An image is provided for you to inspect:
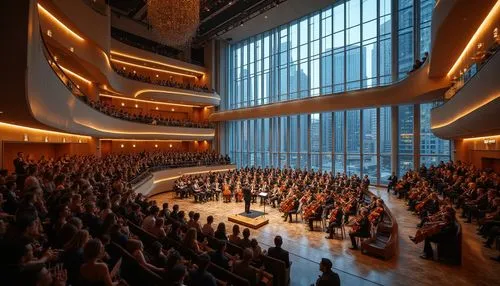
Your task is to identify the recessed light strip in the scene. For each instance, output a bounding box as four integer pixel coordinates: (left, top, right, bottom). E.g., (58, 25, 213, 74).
(431, 94, 500, 129)
(99, 139, 187, 142)
(98, 93, 202, 108)
(463, 134, 500, 141)
(447, 1, 500, 77)
(58, 64, 92, 84)
(110, 58, 198, 79)
(0, 121, 91, 139)
(37, 3, 85, 42)
(110, 50, 205, 76)
(153, 168, 235, 184)
(134, 89, 220, 100)
(75, 120, 215, 137)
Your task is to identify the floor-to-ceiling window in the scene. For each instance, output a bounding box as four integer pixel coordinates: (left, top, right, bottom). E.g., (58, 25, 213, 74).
(228, 0, 398, 109)
(225, 0, 450, 184)
(420, 103, 450, 167)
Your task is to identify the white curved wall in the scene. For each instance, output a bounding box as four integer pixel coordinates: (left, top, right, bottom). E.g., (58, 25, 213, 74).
(38, 0, 220, 106)
(27, 1, 214, 140)
(134, 164, 237, 197)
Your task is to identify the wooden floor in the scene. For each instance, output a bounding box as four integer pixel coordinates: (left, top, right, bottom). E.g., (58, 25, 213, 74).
(151, 188, 500, 286)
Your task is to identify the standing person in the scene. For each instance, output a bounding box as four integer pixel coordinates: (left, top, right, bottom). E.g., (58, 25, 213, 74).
(14, 152, 27, 191)
(387, 172, 398, 193)
(313, 258, 340, 286)
(243, 186, 252, 214)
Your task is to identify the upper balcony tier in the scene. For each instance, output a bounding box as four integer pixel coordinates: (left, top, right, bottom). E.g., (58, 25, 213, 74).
(2, 0, 215, 141)
(430, 47, 500, 140)
(37, 0, 220, 107)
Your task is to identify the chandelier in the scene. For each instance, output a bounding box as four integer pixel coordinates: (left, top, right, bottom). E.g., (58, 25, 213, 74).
(147, 0, 200, 48)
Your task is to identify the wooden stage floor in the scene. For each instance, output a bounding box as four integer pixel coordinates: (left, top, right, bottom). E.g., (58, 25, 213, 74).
(151, 187, 500, 286)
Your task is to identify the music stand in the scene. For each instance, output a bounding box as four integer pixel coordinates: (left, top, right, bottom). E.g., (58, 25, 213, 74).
(259, 192, 268, 214)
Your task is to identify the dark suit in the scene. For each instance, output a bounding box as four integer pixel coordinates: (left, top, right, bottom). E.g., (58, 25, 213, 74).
(243, 188, 252, 213)
(387, 175, 397, 192)
(267, 246, 290, 268)
(316, 270, 340, 286)
(349, 216, 371, 248)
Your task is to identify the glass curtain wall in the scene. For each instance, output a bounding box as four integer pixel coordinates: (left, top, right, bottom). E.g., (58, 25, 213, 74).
(227, 104, 450, 184)
(225, 0, 449, 184)
(228, 0, 395, 109)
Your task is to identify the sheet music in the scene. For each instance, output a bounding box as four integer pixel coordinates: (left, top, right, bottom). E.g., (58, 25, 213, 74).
(258, 192, 268, 197)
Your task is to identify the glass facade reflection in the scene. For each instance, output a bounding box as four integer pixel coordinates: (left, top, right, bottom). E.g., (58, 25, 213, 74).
(224, 0, 450, 184)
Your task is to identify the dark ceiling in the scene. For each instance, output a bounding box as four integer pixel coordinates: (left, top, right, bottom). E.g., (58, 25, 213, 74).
(108, 0, 287, 46)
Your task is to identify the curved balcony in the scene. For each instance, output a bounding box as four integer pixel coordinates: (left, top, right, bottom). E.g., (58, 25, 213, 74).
(210, 60, 448, 121)
(26, 4, 215, 141)
(431, 49, 500, 139)
(429, 0, 498, 78)
(37, 0, 220, 106)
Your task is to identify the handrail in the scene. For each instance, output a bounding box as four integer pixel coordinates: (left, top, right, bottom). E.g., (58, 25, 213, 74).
(39, 29, 215, 130)
(444, 46, 500, 100)
(129, 161, 232, 188)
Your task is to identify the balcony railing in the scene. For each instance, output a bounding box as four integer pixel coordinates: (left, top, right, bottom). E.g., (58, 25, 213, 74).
(40, 30, 215, 129)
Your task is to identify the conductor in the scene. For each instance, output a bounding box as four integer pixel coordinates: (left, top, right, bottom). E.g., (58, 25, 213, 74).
(243, 186, 252, 214)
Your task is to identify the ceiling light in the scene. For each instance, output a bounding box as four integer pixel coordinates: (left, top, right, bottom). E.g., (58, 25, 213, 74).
(169, 144, 173, 148)
(156, 74, 159, 77)
(155, 106, 159, 110)
(121, 144, 124, 148)
(121, 102, 125, 106)
(171, 108, 175, 111)
(132, 144, 136, 148)
(135, 104, 139, 108)
(155, 144, 158, 148)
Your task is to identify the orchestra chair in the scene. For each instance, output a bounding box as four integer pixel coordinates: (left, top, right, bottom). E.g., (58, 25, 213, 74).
(289, 204, 303, 223)
(331, 215, 346, 239)
(311, 217, 324, 231)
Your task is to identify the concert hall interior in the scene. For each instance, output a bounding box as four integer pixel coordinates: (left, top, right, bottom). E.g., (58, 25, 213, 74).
(1, 0, 500, 285)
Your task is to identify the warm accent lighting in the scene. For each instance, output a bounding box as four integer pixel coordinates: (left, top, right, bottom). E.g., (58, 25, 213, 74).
(99, 93, 202, 108)
(120, 144, 124, 148)
(431, 94, 500, 129)
(69, 47, 74, 52)
(153, 168, 236, 184)
(155, 106, 159, 110)
(44, 136, 49, 142)
(75, 121, 215, 137)
(147, 0, 199, 47)
(134, 89, 219, 100)
(447, 1, 500, 77)
(37, 3, 84, 41)
(110, 58, 199, 79)
(47, 29, 52, 37)
(463, 134, 500, 142)
(155, 144, 158, 148)
(171, 108, 175, 112)
(133, 144, 136, 148)
(109, 51, 204, 77)
(0, 121, 91, 139)
(169, 144, 173, 148)
(24, 134, 29, 142)
(58, 65, 92, 84)
(135, 104, 139, 108)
